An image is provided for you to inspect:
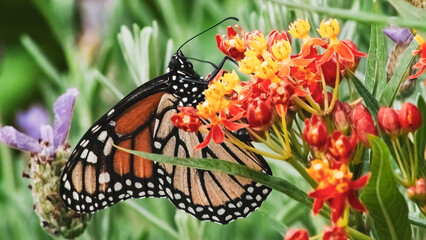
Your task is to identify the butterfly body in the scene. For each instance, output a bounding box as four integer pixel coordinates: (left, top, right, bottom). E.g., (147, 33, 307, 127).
(60, 51, 272, 224)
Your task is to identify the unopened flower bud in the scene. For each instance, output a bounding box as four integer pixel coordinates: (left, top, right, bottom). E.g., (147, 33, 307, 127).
(378, 107, 400, 136)
(284, 229, 309, 240)
(323, 225, 348, 240)
(171, 107, 202, 132)
(303, 115, 328, 149)
(247, 98, 274, 131)
(351, 104, 377, 147)
(398, 103, 423, 132)
(332, 101, 351, 132)
(407, 178, 426, 212)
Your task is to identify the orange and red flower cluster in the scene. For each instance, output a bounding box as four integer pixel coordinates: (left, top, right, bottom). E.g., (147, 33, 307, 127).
(172, 19, 367, 150)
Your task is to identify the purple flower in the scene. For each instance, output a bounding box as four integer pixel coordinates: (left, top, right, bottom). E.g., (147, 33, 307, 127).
(383, 27, 413, 45)
(16, 105, 50, 139)
(0, 88, 79, 156)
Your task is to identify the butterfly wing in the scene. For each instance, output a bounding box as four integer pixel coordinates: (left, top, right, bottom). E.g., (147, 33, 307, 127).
(60, 75, 169, 213)
(153, 93, 272, 224)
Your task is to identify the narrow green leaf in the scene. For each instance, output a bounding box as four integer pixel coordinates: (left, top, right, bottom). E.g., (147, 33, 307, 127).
(266, 0, 426, 31)
(375, 25, 387, 95)
(415, 95, 426, 177)
(20, 35, 62, 87)
(351, 75, 380, 118)
(114, 145, 329, 218)
(365, 24, 378, 94)
(379, 40, 418, 106)
(360, 137, 412, 240)
(388, 0, 426, 36)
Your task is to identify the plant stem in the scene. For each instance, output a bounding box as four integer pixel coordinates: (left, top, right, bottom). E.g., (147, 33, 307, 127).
(287, 157, 318, 188)
(391, 138, 409, 182)
(293, 96, 321, 115)
(320, 68, 329, 112)
(327, 54, 341, 113)
(347, 227, 374, 240)
(412, 132, 419, 184)
(404, 137, 415, 185)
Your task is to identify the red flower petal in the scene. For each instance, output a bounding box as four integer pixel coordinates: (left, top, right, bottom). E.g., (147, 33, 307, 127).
(221, 119, 248, 131)
(195, 130, 212, 149)
(335, 43, 354, 63)
(348, 191, 366, 212)
(212, 124, 224, 143)
(318, 47, 335, 65)
(350, 173, 370, 190)
(312, 198, 325, 215)
(331, 193, 347, 223)
(309, 186, 336, 199)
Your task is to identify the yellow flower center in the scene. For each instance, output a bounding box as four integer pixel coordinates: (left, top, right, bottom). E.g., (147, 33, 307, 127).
(288, 19, 311, 42)
(317, 19, 340, 43)
(271, 40, 292, 61)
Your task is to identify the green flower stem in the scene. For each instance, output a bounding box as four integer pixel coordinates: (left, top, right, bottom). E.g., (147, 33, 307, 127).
(390, 138, 409, 184)
(287, 157, 318, 189)
(404, 136, 415, 185)
(271, 123, 286, 152)
(395, 138, 412, 184)
(327, 55, 341, 114)
(280, 108, 292, 158)
(320, 68, 329, 112)
(124, 201, 179, 239)
(412, 132, 419, 184)
(304, 94, 322, 114)
(293, 96, 321, 115)
(347, 227, 374, 240)
(225, 131, 285, 160)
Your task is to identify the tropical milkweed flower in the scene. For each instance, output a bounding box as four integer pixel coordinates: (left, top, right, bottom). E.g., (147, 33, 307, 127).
(171, 107, 202, 132)
(316, 19, 367, 66)
(350, 104, 377, 147)
(307, 160, 370, 223)
(409, 34, 426, 83)
(303, 114, 328, 149)
(0, 89, 90, 238)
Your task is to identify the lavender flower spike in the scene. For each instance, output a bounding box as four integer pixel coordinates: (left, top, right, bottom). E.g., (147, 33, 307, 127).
(0, 126, 42, 153)
(53, 88, 79, 149)
(383, 26, 414, 45)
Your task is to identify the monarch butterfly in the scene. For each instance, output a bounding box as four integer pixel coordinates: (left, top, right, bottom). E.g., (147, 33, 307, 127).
(60, 18, 272, 224)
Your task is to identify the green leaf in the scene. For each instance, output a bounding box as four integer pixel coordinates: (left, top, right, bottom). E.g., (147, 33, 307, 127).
(114, 145, 329, 218)
(379, 40, 418, 106)
(351, 75, 380, 118)
(365, 24, 378, 94)
(415, 95, 426, 177)
(365, 4, 386, 96)
(388, 0, 426, 36)
(360, 137, 412, 240)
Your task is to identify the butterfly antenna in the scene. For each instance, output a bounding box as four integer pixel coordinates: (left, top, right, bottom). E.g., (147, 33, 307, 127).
(186, 57, 219, 69)
(176, 17, 239, 53)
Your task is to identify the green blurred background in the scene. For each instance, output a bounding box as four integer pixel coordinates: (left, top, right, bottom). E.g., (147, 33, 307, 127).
(0, 0, 408, 239)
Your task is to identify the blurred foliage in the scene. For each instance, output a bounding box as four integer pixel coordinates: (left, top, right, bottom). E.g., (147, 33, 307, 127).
(0, 0, 425, 239)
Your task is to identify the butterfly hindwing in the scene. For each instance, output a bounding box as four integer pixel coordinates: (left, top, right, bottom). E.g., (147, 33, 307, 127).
(153, 93, 272, 224)
(60, 76, 169, 212)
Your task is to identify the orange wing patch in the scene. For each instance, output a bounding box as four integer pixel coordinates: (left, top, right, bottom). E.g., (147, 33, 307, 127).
(133, 127, 153, 178)
(114, 139, 132, 176)
(72, 161, 83, 193)
(115, 92, 164, 135)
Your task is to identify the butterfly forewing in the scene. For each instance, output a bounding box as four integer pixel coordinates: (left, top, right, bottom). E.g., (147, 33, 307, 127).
(60, 76, 169, 212)
(153, 94, 272, 224)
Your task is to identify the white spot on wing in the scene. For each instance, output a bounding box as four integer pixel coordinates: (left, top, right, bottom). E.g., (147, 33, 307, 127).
(87, 151, 98, 163)
(99, 173, 110, 184)
(97, 131, 108, 143)
(104, 137, 113, 156)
